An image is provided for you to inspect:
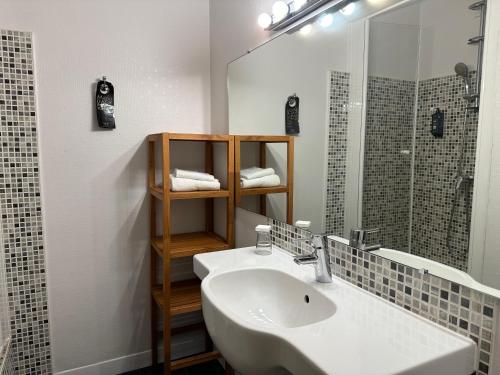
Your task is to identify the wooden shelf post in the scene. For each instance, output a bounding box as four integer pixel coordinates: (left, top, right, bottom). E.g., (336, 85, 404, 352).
(148, 133, 235, 375)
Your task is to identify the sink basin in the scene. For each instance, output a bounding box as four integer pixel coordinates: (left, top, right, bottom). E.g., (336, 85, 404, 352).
(207, 268, 336, 328)
(195, 247, 476, 375)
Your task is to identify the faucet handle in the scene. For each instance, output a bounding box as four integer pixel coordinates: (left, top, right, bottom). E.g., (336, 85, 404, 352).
(349, 229, 362, 247)
(349, 228, 380, 248)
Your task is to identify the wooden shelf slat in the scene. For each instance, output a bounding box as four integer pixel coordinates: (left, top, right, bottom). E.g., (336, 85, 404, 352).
(152, 279, 202, 316)
(149, 133, 231, 142)
(152, 232, 230, 259)
(240, 185, 289, 196)
(150, 186, 230, 200)
(170, 351, 221, 371)
(235, 135, 291, 143)
(170, 189, 230, 200)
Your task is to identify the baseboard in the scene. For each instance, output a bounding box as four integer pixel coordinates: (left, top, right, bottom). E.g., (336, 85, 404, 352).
(55, 350, 151, 375)
(55, 331, 206, 375)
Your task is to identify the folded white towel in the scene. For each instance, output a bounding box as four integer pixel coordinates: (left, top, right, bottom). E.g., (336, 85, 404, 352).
(170, 175, 220, 192)
(174, 168, 215, 182)
(240, 167, 276, 180)
(240, 174, 281, 188)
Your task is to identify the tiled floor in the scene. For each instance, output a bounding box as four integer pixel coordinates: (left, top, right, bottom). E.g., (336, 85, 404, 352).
(121, 360, 226, 375)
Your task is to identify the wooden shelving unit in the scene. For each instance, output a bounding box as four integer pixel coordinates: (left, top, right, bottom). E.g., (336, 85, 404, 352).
(148, 133, 235, 374)
(235, 135, 294, 224)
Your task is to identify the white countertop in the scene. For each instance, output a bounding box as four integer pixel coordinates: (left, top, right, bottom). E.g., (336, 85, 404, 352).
(194, 246, 476, 375)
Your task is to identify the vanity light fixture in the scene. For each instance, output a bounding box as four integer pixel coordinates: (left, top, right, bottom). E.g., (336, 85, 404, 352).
(291, 0, 308, 11)
(258, 0, 357, 31)
(340, 2, 356, 15)
(319, 13, 334, 27)
(258, 13, 273, 28)
(272, 1, 291, 22)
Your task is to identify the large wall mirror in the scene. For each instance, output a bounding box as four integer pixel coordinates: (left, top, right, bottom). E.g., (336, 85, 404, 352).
(228, 0, 498, 292)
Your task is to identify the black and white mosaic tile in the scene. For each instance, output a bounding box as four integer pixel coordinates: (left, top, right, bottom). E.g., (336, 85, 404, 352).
(363, 76, 415, 251)
(269, 219, 498, 375)
(0, 29, 52, 374)
(411, 73, 478, 271)
(325, 71, 349, 236)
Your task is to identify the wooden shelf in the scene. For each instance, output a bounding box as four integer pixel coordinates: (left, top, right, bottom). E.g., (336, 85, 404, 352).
(152, 279, 202, 316)
(149, 133, 231, 142)
(149, 186, 230, 201)
(152, 232, 230, 259)
(235, 135, 294, 224)
(234, 135, 291, 143)
(240, 185, 289, 196)
(171, 351, 221, 371)
(148, 132, 235, 374)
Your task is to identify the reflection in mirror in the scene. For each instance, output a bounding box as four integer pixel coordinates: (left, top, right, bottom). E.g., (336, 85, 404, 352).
(228, 0, 495, 291)
(363, 0, 482, 274)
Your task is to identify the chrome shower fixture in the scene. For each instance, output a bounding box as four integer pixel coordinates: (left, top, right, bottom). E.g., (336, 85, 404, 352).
(454, 62, 472, 97)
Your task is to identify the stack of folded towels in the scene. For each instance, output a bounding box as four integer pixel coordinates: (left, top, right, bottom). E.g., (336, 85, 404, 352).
(240, 167, 281, 188)
(170, 169, 220, 192)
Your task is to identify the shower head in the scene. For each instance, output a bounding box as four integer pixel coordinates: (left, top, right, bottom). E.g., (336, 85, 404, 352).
(454, 62, 471, 96)
(454, 62, 469, 77)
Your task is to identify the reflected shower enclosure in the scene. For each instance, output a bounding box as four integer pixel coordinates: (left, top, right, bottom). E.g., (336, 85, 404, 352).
(362, 0, 486, 271)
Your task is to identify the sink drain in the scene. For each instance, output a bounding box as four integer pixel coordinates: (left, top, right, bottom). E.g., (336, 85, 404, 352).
(304, 295, 310, 303)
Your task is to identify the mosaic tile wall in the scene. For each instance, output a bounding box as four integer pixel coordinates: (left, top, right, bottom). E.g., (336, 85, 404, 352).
(269, 219, 499, 375)
(324, 71, 349, 236)
(0, 30, 52, 373)
(362, 76, 415, 251)
(411, 73, 478, 271)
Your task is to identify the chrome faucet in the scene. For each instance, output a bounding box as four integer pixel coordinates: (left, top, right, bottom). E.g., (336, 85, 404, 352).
(349, 228, 381, 251)
(293, 234, 332, 283)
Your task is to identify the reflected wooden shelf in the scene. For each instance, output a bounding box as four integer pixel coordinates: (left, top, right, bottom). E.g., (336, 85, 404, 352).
(149, 133, 231, 142)
(240, 185, 289, 196)
(151, 232, 230, 259)
(235, 135, 294, 224)
(152, 279, 202, 316)
(149, 186, 230, 201)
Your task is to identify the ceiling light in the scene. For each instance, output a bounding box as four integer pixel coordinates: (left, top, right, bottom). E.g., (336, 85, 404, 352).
(291, 0, 308, 12)
(299, 24, 313, 35)
(340, 3, 356, 16)
(319, 13, 334, 28)
(257, 13, 273, 28)
(272, 1, 290, 22)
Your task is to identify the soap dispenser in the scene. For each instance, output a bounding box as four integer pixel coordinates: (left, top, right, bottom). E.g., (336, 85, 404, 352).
(255, 225, 272, 255)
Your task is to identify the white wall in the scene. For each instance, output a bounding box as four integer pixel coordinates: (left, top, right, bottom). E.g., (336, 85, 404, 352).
(418, 0, 479, 80)
(0, 0, 210, 373)
(368, 2, 420, 81)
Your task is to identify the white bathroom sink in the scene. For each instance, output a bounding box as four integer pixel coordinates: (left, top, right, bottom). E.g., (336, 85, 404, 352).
(206, 268, 336, 328)
(195, 247, 476, 375)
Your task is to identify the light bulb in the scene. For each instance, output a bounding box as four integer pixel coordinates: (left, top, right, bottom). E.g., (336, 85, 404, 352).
(257, 13, 272, 28)
(272, 1, 290, 22)
(340, 3, 356, 16)
(299, 24, 312, 35)
(319, 13, 333, 28)
(291, 0, 307, 12)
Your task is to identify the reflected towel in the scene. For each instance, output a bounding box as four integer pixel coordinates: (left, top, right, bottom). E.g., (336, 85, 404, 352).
(170, 175, 220, 191)
(240, 167, 275, 180)
(240, 174, 280, 188)
(174, 168, 215, 182)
